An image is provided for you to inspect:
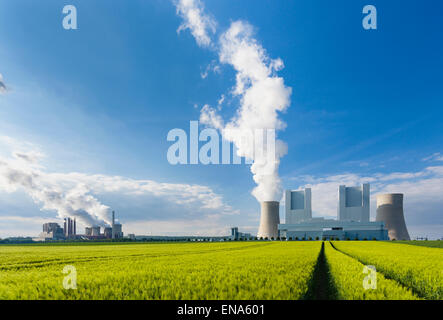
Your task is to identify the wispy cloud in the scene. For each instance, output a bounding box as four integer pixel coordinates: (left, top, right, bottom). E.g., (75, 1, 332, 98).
(422, 152, 443, 162)
(175, 0, 216, 47)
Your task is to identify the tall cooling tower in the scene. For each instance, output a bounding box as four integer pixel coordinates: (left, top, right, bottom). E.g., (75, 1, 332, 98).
(257, 201, 280, 239)
(376, 194, 410, 240)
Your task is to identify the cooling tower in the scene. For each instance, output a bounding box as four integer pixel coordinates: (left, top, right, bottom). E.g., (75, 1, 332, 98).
(257, 201, 280, 239)
(376, 194, 410, 240)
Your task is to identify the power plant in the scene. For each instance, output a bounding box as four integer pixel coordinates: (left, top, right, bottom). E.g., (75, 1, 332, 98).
(85, 211, 124, 239)
(278, 184, 390, 240)
(376, 194, 410, 240)
(257, 201, 280, 239)
(35, 211, 124, 241)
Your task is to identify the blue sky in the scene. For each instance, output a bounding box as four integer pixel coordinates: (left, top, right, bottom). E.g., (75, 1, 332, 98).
(0, 0, 442, 238)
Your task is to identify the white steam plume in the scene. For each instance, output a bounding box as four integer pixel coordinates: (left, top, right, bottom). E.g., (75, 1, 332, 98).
(174, 2, 292, 202)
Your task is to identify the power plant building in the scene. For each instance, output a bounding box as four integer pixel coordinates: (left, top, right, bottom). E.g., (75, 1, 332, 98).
(338, 184, 370, 222)
(231, 227, 252, 240)
(278, 184, 389, 240)
(285, 188, 312, 224)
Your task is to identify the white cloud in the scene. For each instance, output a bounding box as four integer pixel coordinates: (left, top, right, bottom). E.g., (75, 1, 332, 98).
(422, 152, 443, 162)
(175, 0, 216, 47)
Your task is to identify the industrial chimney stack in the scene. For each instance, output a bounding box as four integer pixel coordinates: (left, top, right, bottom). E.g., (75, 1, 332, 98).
(112, 210, 115, 239)
(376, 194, 410, 240)
(257, 201, 280, 239)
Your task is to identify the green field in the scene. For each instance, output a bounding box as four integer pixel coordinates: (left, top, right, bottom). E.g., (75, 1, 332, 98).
(0, 241, 441, 300)
(396, 240, 443, 248)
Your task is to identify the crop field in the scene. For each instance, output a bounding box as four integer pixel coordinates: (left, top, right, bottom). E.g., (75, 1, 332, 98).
(396, 240, 443, 249)
(0, 241, 441, 300)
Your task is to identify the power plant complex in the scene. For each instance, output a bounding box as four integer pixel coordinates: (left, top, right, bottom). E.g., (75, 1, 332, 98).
(35, 211, 124, 241)
(257, 183, 411, 240)
(33, 185, 411, 242)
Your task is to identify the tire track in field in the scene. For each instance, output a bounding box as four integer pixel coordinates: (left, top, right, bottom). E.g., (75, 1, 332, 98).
(303, 242, 338, 300)
(328, 241, 425, 299)
(0, 242, 274, 271)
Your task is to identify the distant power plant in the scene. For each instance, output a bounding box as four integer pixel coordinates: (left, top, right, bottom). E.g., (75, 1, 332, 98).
(376, 194, 411, 240)
(85, 211, 124, 239)
(35, 211, 124, 241)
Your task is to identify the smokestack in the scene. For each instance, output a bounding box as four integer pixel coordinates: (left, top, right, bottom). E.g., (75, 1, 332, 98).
(376, 194, 410, 240)
(112, 210, 115, 239)
(73, 218, 76, 235)
(257, 201, 280, 239)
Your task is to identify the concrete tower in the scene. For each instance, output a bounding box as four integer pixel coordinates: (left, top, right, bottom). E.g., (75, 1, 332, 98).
(285, 188, 312, 224)
(257, 201, 280, 239)
(376, 194, 410, 240)
(338, 184, 370, 222)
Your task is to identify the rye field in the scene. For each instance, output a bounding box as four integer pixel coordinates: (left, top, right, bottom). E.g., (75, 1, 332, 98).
(0, 241, 441, 300)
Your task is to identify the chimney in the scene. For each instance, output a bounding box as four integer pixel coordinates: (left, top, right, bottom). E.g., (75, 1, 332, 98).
(112, 211, 115, 239)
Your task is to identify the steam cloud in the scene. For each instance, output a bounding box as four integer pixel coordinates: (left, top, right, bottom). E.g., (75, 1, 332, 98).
(175, 1, 292, 202)
(0, 151, 111, 227)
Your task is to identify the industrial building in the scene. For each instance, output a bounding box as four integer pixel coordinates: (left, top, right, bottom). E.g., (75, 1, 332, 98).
(35, 222, 65, 241)
(84, 211, 124, 239)
(277, 184, 390, 240)
(338, 184, 370, 222)
(34, 218, 77, 241)
(231, 227, 253, 240)
(285, 188, 312, 224)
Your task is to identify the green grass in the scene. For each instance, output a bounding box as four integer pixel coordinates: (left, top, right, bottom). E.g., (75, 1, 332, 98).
(0, 242, 320, 300)
(0, 241, 440, 300)
(325, 242, 418, 300)
(395, 240, 443, 248)
(332, 241, 443, 300)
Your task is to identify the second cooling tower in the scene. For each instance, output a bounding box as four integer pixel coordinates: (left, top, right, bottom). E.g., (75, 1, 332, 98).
(257, 201, 280, 239)
(376, 194, 410, 240)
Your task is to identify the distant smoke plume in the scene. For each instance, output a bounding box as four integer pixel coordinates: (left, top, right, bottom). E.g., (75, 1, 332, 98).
(0, 151, 111, 227)
(0, 137, 236, 226)
(175, 3, 292, 202)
